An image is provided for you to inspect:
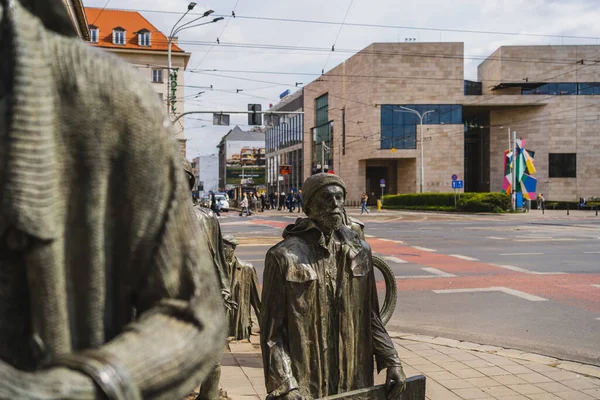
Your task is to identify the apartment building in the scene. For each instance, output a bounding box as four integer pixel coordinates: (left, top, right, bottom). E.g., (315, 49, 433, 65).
(84, 8, 191, 157)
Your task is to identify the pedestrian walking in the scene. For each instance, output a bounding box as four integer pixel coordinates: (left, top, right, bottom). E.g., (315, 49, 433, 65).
(536, 193, 544, 210)
(269, 192, 276, 210)
(279, 192, 286, 211)
(361, 192, 370, 214)
(239, 194, 251, 217)
(287, 191, 296, 212)
(260, 193, 266, 212)
(210, 192, 221, 217)
(296, 189, 303, 213)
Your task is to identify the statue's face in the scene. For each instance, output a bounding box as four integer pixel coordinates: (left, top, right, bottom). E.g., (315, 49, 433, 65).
(223, 243, 235, 263)
(307, 185, 345, 231)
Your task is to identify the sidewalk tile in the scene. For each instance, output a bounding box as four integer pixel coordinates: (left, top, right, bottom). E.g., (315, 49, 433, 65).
(501, 365, 535, 374)
(494, 395, 529, 400)
(419, 349, 445, 357)
(476, 366, 512, 376)
(535, 381, 572, 394)
(539, 369, 580, 381)
(581, 388, 600, 398)
(425, 380, 463, 400)
(491, 375, 528, 385)
(463, 359, 494, 368)
(506, 383, 547, 395)
(465, 377, 503, 388)
(555, 390, 595, 400)
(441, 361, 471, 371)
(404, 356, 431, 366)
(403, 343, 432, 351)
(427, 354, 456, 364)
(436, 378, 474, 390)
(451, 387, 490, 399)
(480, 385, 519, 397)
(526, 363, 561, 373)
(426, 370, 459, 381)
(451, 352, 482, 362)
(562, 377, 600, 391)
(414, 362, 446, 373)
(453, 368, 486, 379)
(526, 394, 562, 400)
(517, 372, 554, 384)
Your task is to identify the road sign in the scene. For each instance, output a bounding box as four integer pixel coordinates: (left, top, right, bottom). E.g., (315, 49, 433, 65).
(380, 179, 385, 185)
(452, 180, 464, 189)
(451, 174, 458, 181)
(248, 104, 262, 125)
(279, 165, 292, 175)
(213, 113, 230, 126)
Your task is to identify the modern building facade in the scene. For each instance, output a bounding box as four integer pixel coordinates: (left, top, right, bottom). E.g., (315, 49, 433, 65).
(300, 42, 600, 203)
(192, 155, 219, 196)
(265, 90, 304, 196)
(84, 8, 191, 157)
(217, 127, 266, 195)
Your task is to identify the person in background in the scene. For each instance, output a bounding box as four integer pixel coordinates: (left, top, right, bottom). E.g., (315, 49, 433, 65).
(260, 193, 266, 212)
(287, 191, 296, 212)
(361, 192, 370, 214)
(240, 194, 251, 217)
(279, 192, 286, 211)
(296, 189, 303, 213)
(211, 191, 221, 217)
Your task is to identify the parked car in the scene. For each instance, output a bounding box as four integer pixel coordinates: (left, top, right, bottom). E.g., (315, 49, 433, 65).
(215, 194, 229, 212)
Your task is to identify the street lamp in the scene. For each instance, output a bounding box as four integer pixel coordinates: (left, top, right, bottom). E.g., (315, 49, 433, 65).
(167, 5, 223, 114)
(393, 106, 436, 193)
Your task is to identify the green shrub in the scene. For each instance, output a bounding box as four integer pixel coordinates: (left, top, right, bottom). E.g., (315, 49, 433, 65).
(382, 192, 511, 212)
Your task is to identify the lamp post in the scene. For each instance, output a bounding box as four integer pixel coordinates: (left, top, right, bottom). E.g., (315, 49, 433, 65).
(167, 4, 223, 115)
(393, 106, 436, 193)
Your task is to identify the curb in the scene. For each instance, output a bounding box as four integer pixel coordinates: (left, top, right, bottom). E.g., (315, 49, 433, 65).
(388, 331, 600, 380)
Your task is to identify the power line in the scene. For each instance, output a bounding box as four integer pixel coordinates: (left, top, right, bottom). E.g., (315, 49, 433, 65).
(90, 0, 112, 25)
(322, 0, 354, 73)
(188, 0, 242, 72)
(106, 7, 600, 41)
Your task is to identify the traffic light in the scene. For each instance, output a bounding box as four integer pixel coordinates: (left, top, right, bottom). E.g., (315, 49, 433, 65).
(248, 104, 262, 125)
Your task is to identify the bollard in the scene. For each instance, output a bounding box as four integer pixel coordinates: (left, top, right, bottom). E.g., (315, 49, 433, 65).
(542, 206, 544, 215)
(567, 204, 569, 216)
(596, 207, 598, 216)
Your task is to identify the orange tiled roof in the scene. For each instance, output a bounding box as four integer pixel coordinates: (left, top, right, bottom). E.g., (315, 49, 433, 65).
(84, 8, 184, 52)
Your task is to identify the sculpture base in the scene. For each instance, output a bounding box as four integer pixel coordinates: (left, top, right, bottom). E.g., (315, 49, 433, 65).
(316, 375, 426, 400)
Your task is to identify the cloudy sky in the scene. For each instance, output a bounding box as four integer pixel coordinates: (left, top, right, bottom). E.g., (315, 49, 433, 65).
(84, 0, 600, 158)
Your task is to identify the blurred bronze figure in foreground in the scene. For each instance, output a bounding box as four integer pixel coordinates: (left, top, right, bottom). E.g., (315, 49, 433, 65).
(260, 173, 406, 399)
(0, 1, 225, 398)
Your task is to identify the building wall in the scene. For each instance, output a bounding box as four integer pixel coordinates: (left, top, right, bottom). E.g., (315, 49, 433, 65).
(197, 155, 219, 194)
(481, 46, 600, 201)
(303, 42, 465, 203)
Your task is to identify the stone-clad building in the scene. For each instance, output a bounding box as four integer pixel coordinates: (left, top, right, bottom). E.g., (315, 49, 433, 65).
(295, 42, 600, 202)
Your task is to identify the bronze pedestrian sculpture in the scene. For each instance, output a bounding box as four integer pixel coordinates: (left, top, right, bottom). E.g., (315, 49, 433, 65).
(260, 173, 406, 399)
(0, 1, 226, 398)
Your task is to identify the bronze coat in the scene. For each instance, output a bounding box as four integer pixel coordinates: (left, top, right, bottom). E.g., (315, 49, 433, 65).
(260, 219, 400, 399)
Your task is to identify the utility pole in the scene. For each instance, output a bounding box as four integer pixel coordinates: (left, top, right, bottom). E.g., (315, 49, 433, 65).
(321, 142, 331, 173)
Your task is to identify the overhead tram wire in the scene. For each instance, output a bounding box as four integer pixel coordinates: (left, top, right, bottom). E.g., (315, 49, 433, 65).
(137, 38, 597, 66)
(106, 7, 600, 42)
(90, 0, 112, 25)
(322, 0, 354, 74)
(188, 0, 242, 72)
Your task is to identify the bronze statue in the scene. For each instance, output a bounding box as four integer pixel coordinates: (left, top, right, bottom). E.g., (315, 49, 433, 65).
(222, 234, 261, 340)
(260, 173, 406, 399)
(0, 1, 225, 398)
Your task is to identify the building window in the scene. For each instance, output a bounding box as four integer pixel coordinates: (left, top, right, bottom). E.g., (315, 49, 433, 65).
(314, 94, 329, 167)
(152, 69, 163, 83)
(113, 28, 126, 45)
(380, 104, 462, 150)
(138, 30, 151, 46)
(549, 153, 576, 178)
(89, 26, 99, 43)
(522, 82, 600, 95)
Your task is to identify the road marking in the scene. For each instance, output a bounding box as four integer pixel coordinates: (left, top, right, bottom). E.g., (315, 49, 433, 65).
(449, 254, 479, 262)
(365, 234, 376, 238)
(584, 251, 600, 254)
(379, 238, 404, 244)
(412, 246, 437, 252)
(384, 256, 408, 264)
(495, 265, 565, 275)
(592, 285, 600, 288)
(433, 287, 548, 302)
(499, 252, 543, 256)
(515, 235, 553, 239)
(395, 275, 437, 279)
(487, 236, 506, 240)
(421, 268, 457, 278)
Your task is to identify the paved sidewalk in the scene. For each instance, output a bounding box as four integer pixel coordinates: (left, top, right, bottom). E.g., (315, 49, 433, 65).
(219, 333, 600, 400)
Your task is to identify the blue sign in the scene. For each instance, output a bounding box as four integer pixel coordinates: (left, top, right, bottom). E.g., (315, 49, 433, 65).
(451, 174, 458, 181)
(279, 89, 291, 99)
(380, 179, 385, 185)
(452, 180, 464, 189)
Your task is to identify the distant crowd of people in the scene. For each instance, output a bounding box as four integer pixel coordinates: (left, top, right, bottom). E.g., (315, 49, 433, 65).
(239, 191, 304, 216)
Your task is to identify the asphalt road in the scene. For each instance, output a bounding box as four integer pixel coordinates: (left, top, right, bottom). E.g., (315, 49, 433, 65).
(218, 208, 600, 366)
